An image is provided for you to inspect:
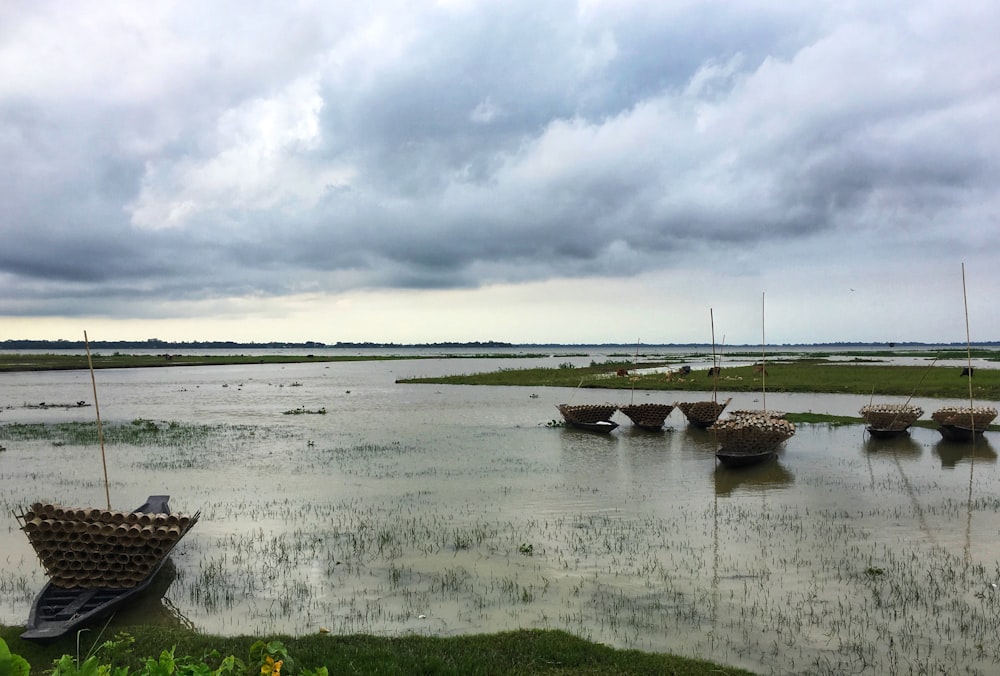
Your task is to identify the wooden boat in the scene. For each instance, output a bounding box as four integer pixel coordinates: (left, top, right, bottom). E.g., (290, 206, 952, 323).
(931, 406, 996, 442)
(936, 424, 985, 443)
(565, 419, 619, 433)
(866, 426, 912, 439)
(715, 449, 775, 468)
(18, 495, 199, 641)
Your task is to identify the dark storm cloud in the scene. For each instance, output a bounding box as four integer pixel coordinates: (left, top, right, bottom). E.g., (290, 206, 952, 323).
(1, 0, 998, 319)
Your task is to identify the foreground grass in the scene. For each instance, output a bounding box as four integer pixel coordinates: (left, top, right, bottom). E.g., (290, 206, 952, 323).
(0, 626, 755, 676)
(399, 360, 1000, 401)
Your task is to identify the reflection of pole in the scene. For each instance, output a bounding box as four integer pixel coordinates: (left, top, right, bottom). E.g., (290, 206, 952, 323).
(712, 490, 719, 628)
(84, 331, 111, 510)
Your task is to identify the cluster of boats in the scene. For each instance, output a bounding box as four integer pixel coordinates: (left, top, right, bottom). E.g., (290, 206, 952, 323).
(861, 402, 998, 441)
(557, 397, 796, 468)
(558, 396, 998, 469)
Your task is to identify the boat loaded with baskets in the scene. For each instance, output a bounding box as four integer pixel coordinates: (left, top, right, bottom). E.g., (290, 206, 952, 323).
(711, 410, 796, 467)
(931, 406, 998, 442)
(618, 403, 675, 431)
(676, 398, 731, 428)
(15, 495, 199, 640)
(556, 403, 619, 432)
(860, 403, 924, 438)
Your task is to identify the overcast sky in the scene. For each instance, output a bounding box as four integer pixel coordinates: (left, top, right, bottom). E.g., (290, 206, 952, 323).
(1, 1, 998, 345)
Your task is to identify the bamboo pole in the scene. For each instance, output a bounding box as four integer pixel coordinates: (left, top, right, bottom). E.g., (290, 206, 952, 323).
(761, 292, 766, 414)
(84, 331, 112, 510)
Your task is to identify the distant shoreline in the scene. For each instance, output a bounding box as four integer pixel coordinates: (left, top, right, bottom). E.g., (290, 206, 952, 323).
(2, 339, 999, 350)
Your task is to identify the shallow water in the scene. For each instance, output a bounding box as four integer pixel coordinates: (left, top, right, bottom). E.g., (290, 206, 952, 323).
(2, 357, 1000, 675)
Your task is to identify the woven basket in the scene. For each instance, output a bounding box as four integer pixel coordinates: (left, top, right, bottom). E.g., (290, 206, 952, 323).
(860, 404, 923, 431)
(711, 413, 796, 453)
(618, 403, 674, 427)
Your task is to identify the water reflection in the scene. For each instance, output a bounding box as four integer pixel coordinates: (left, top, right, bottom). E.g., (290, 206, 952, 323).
(713, 460, 794, 496)
(863, 434, 923, 458)
(105, 558, 193, 631)
(934, 438, 998, 468)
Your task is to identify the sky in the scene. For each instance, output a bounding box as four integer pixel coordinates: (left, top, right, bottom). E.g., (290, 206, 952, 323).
(1, 1, 998, 346)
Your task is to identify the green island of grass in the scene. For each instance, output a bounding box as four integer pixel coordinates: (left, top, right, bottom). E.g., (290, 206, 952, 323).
(397, 358, 1000, 401)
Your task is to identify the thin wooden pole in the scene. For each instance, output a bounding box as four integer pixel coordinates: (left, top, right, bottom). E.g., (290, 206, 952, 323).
(84, 331, 111, 510)
(962, 263, 974, 425)
(710, 309, 718, 403)
(761, 292, 766, 413)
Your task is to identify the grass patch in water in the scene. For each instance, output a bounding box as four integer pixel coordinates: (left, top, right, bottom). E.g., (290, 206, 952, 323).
(400, 360, 1000, 400)
(0, 419, 255, 446)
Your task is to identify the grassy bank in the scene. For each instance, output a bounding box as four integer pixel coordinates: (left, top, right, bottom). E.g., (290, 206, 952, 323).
(398, 359, 1000, 401)
(0, 626, 755, 676)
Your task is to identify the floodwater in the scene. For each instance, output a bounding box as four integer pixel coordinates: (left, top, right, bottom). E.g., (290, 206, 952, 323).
(2, 354, 1000, 675)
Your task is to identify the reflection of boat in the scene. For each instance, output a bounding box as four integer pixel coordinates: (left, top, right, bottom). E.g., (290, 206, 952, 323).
(860, 403, 923, 438)
(18, 495, 199, 641)
(935, 439, 998, 468)
(618, 403, 674, 431)
(863, 434, 922, 458)
(557, 404, 618, 433)
(713, 460, 793, 496)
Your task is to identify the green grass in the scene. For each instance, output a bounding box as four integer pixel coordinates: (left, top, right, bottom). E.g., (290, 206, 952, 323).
(0, 419, 246, 446)
(399, 361, 1000, 401)
(0, 626, 756, 676)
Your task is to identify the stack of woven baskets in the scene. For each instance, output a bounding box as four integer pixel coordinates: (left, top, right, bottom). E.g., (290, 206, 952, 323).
(16, 503, 199, 589)
(618, 403, 674, 428)
(557, 404, 617, 425)
(710, 411, 796, 454)
(931, 406, 997, 430)
(676, 398, 730, 427)
(859, 403, 923, 431)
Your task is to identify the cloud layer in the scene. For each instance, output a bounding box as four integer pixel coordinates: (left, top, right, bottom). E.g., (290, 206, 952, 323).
(2, 1, 998, 342)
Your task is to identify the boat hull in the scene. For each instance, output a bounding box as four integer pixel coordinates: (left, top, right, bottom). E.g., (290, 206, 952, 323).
(937, 424, 986, 442)
(566, 420, 619, 433)
(716, 450, 776, 468)
(866, 426, 912, 439)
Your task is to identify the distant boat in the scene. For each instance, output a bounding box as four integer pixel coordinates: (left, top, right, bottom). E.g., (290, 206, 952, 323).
(17, 495, 199, 641)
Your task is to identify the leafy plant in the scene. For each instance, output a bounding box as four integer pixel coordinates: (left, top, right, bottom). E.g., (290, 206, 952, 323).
(0, 638, 30, 676)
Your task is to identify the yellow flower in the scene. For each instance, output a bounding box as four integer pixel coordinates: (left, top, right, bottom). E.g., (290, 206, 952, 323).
(261, 656, 283, 676)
